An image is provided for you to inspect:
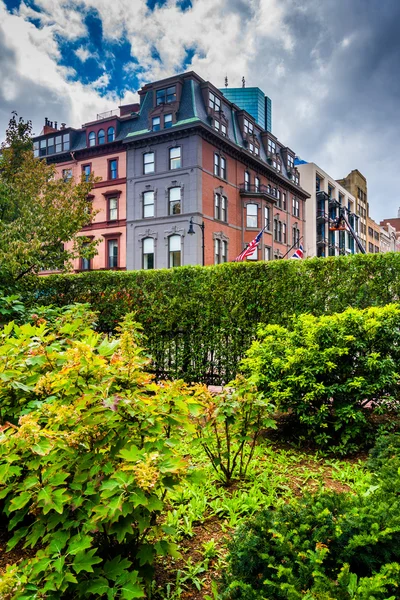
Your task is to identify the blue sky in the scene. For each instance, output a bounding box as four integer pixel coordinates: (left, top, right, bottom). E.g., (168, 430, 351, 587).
(0, 0, 400, 221)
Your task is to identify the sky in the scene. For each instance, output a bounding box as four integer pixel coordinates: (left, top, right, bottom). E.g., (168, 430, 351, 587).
(1, 0, 399, 222)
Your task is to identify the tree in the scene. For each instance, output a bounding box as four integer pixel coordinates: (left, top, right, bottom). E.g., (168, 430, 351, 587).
(0, 113, 97, 285)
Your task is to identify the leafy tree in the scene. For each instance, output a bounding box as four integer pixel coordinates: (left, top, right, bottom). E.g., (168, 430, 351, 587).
(0, 113, 97, 284)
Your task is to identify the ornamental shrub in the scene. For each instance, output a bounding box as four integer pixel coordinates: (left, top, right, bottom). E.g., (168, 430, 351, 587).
(240, 304, 400, 453)
(0, 311, 201, 598)
(222, 486, 400, 600)
(14, 252, 400, 385)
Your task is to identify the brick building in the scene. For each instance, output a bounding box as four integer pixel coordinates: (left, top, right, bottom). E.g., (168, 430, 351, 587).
(32, 105, 139, 271)
(124, 71, 309, 269)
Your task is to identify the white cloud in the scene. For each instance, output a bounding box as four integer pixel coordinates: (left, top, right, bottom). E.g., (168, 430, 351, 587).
(75, 46, 91, 62)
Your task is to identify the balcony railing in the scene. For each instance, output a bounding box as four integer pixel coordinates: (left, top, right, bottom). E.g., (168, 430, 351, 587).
(239, 183, 278, 199)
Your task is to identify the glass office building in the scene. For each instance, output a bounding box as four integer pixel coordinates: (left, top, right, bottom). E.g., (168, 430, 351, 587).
(220, 87, 272, 132)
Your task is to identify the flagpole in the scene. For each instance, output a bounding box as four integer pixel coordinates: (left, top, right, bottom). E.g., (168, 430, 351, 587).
(281, 235, 304, 260)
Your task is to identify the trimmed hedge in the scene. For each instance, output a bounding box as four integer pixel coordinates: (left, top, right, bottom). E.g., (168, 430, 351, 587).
(17, 253, 400, 384)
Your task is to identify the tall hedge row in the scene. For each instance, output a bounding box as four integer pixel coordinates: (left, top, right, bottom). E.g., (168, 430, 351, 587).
(18, 253, 400, 383)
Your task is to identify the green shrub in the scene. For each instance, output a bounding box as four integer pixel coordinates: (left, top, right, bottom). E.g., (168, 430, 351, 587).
(240, 304, 400, 453)
(14, 252, 400, 385)
(222, 486, 400, 599)
(367, 432, 400, 491)
(192, 377, 276, 485)
(0, 312, 201, 598)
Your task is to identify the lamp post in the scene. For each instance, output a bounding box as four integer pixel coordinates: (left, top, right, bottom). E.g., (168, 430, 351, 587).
(187, 217, 205, 266)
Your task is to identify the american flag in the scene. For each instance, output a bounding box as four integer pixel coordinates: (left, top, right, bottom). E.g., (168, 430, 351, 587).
(291, 243, 304, 259)
(235, 228, 265, 261)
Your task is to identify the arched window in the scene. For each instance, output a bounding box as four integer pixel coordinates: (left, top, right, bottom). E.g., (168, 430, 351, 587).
(107, 126, 115, 142)
(98, 129, 105, 144)
(143, 237, 155, 270)
(88, 131, 96, 147)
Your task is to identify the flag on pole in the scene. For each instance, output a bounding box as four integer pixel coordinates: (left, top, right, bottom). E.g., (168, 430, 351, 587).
(235, 228, 265, 261)
(291, 244, 304, 259)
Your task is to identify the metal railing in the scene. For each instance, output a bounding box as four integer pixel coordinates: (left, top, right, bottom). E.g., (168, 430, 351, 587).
(239, 183, 278, 197)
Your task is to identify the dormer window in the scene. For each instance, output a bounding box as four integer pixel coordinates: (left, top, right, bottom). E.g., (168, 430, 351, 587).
(209, 91, 221, 112)
(267, 139, 276, 154)
(88, 132, 96, 147)
(249, 141, 254, 153)
(288, 155, 294, 170)
(98, 129, 105, 144)
(156, 86, 176, 105)
(221, 123, 227, 136)
(107, 126, 115, 142)
(244, 118, 254, 135)
(214, 119, 220, 132)
(152, 116, 161, 131)
(164, 114, 172, 128)
(254, 145, 259, 156)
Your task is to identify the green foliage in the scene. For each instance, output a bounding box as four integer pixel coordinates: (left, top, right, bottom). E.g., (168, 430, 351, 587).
(240, 304, 400, 453)
(14, 252, 400, 385)
(222, 484, 400, 599)
(0, 113, 98, 283)
(192, 378, 276, 485)
(0, 311, 201, 598)
(367, 432, 400, 491)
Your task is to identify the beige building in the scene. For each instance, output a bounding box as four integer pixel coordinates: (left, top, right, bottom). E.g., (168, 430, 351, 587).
(367, 216, 381, 254)
(296, 162, 359, 257)
(337, 170, 367, 251)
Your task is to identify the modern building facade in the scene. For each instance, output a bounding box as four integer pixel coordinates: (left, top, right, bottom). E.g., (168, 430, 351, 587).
(33, 106, 139, 271)
(221, 86, 272, 132)
(124, 71, 308, 270)
(296, 162, 359, 257)
(337, 170, 368, 250)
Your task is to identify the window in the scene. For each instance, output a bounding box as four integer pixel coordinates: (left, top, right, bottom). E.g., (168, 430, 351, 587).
(143, 237, 154, 270)
(98, 129, 105, 144)
(62, 168, 72, 182)
(246, 203, 257, 228)
(109, 159, 118, 180)
(47, 137, 55, 155)
(81, 242, 91, 271)
(282, 193, 287, 211)
(274, 219, 282, 243)
(277, 161, 281, 173)
(82, 164, 91, 182)
(244, 171, 250, 191)
(214, 194, 227, 222)
(144, 152, 155, 174)
(264, 246, 271, 261)
(276, 189, 281, 209)
(243, 118, 253, 135)
(169, 187, 181, 215)
(33, 141, 39, 157)
(63, 133, 70, 151)
(39, 139, 46, 157)
(338, 192, 343, 205)
(214, 153, 220, 176)
(214, 239, 228, 264)
(169, 147, 181, 169)
(164, 114, 172, 128)
(88, 131, 96, 146)
(288, 155, 294, 170)
(107, 126, 115, 142)
(169, 235, 181, 267)
(255, 177, 260, 192)
(214, 119, 220, 131)
(267, 139, 276, 154)
(249, 142, 254, 153)
(264, 206, 270, 230)
(209, 91, 221, 111)
(292, 227, 300, 248)
(220, 156, 226, 179)
(282, 223, 287, 244)
(247, 245, 257, 260)
(254, 146, 259, 156)
(292, 197, 300, 218)
(108, 239, 118, 268)
(156, 85, 176, 105)
(143, 191, 155, 218)
(221, 123, 227, 136)
(316, 176, 321, 192)
(152, 116, 161, 131)
(108, 197, 118, 221)
(328, 184, 333, 199)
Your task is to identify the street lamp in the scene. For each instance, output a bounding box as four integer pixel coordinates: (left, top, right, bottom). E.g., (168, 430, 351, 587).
(187, 217, 205, 266)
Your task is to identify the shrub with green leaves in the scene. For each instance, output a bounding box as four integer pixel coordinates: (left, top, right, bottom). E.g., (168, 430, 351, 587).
(192, 377, 276, 485)
(240, 304, 400, 453)
(222, 485, 400, 600)
(0, 312, 201, 598)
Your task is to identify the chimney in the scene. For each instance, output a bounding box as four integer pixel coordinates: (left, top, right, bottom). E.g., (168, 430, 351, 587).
(119, 103, 140, 117)
(42, 117, 59, 135)
(54, 121, 58, 129)
(60, 123, 66, 130)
